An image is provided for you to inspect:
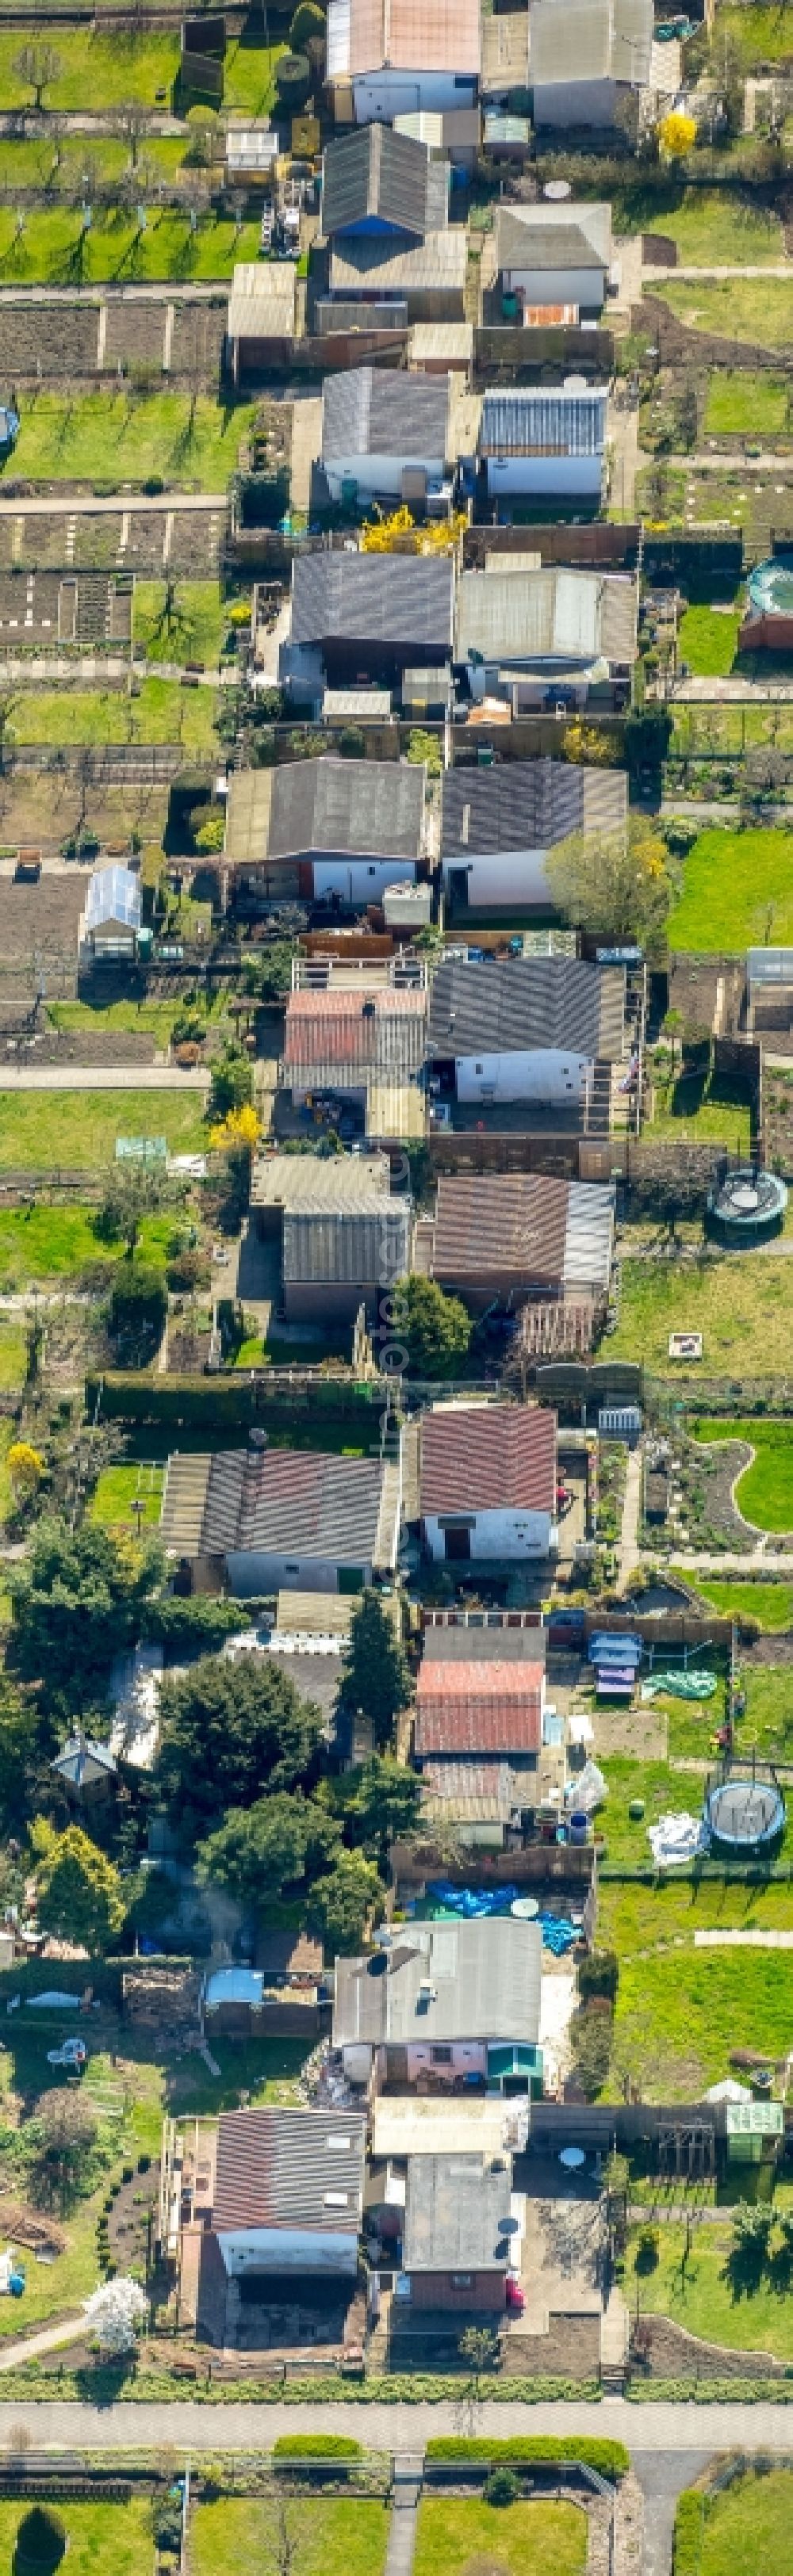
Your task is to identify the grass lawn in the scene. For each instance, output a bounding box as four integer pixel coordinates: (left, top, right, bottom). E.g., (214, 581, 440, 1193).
(190, 2498, 390, 2576)
(597, 1870, 793, 1963)
(2, 391, 255, 490)
(716, 5, 793, 64)
(676, 604, 741, 678)
(0, 29, 180, 109)
(671, 1574, 793, 1631)
(167, 2032, 312, 2116)
(9, 682, 220, 760)
(48, 999, 179, 1045)
(0, 208, 263, 285)
(608, 1944, 793, 2100)
(133, 579, 229, 670)
(0, 1320, 25, 1389)
(607, 1255, 793, 1378)
(90, 1462, 164, 1531)
(0, 1090, 206, 1170)
(704, 371, 790, 439)
(693, 1418, 793, 1531)
(668, 828, 793, 952)
(671, 703, 793, 756)
(0, 1202, 171, 1284)
(413, 2501, 586, 2576)
(642, 188, 783, 265)
(0, 2498, 153, 2573)
(739, 1662, 793, 1760)
(646, 1062, 751, 1154)
(655, 276, 793, 354)
(625, 2227, 793, 2363)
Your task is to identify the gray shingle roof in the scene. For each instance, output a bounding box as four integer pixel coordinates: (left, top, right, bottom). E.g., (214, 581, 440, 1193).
(268, 754, 425, 862)
(291, 553, 454, 656)
(497, 200, 612, 272)
(322, 365, 450, 465)
(403, 2154, 514, 2273)
(328, 229, 466, 298)
(480, 391, 607, 460)
(213, 2107, 366, 2235)
(282, 1207, 411, 1285)
(251, 1152, 393, 1214)
(441, 759, 626, 859)
(427, 954, 626, 1062)
(333, 1917, 542, 2048)
(321, 124, 445, 240)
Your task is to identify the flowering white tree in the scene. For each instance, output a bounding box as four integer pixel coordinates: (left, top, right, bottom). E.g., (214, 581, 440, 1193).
(84, 2275, 147, 2356)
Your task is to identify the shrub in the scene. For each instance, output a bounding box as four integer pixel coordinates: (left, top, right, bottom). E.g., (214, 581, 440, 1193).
(275, 51, 312, 107)
(673, 2491, 706, 2576)
(109, 1263, 167, 1343)
(577, 1948, 619, 2005)
(290, 2, 326, 44)
(13, 2505, 67, 2574)
(484, 2468, 520, 2506)
(273, 2436, 362, 2457)
(636, 2224, 660, 2274)
(424, 2440, 630, 2479)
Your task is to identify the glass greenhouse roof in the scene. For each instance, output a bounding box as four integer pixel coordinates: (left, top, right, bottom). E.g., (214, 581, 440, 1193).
(86, 865, 142, 930)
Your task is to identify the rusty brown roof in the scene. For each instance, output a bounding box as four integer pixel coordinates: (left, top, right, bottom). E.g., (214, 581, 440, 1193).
(432, 1174, 570, 1287)
(213, 2107, 366, 2234)
(419, 1404, 557, 1516)
(415, 1657, 544, 1755)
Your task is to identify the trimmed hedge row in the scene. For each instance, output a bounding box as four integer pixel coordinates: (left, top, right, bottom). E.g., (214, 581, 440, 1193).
(673, 2491, 705, 2576)
(273, 2438, 362, 2459)
(629, 2379, 793, 2403)
(423, 2439, 629, 2479)
(0, 2366, 603, 2406)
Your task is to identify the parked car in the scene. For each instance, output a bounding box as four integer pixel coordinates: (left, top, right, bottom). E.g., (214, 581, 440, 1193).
(505, 2272, 525, 2314)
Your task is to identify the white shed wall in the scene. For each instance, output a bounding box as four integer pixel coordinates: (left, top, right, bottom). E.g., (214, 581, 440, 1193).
(423, 1506, 555, 1560)
(455, 1046, 590, 1104)
(324, 450, 444, 501)
(442, 847, 553, 908)
(354, 70, 477, 121)
(485, 453, 603, 497)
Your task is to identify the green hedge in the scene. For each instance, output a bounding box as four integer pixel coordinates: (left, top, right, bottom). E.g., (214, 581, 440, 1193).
(423, 2439, 629, 2479)
(673, 2491, 705, 2576)
(629, 2378, 793, 2402)
(0, 2365, 603, 2406)
(273, 2438, 362, 2459)
(86, 1370, 385, 1435)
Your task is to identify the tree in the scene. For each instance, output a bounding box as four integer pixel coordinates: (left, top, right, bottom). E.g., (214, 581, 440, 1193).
(340, 1590, 412, 1749)
(13, 2504, 66, 2574)
(209, 1103, 262, 1152)
(7, 1443, 44, 1503)
(84, 2274, 147, 2356)
(10, 1521, 161, 1723)
(155, 1654, 324, 1838)
(35, 1824, 125, 1954)
(274, 51, 312, 109)
(208, 1046, 253, 1119)
(97, 1165, 174, 1260)
(114, 99, 149, 170)
(12, 45, 61, 109)
(562, 720, 620, 768)
(340, 1755, 421, 1863)
(33, 2088, 98, 2211)
(197, 1789, 341, 1906)
(109, 1261, 167, 1345)
(458, 2324, 500, 2394)
(390, 1275, 471, 1380)
(309, 1848, 384, 1953)
(545, 820, 673, 957)
(290, 1, 326, 44)
(184, 102, 221, 167)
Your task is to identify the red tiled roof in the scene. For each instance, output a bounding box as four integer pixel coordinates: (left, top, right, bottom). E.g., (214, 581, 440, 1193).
(419, 1404, 557, 1516)
(415, 1657, 543, 1756)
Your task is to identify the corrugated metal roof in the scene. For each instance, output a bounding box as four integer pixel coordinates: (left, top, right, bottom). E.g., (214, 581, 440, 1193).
(251, 1152, 392, 1213)
(421, 1621, 546, 1664)
(228, 261, 297, 342)
(327, 0, 480, 80)
(497, 200, 611, 272)
(323, 365, 450, 464)
(441, 759, 626, 858)
(328, 228, 466, 296)
(480, 390, 607, 460)
(322, 124, 439, 239)
(291, 552, 454, 655)
(415, 1657, 544, 1755)
(531, 0, 653, 86)
(427, 954, 626, 1063)
(481, 9, 530, 90)
(332, 1915, 542, 2047)
(454, 565, 637, 668)
(163, 1444, 396, 1569)
(565, 1180, 615, 1294)
(419, 1756, 524, 1820)
(213, 2107, 366, 2234)
(403, 2154, 513, 2272)
(419, 1401, 557, 1515)
(282, 1206, 411, 1283)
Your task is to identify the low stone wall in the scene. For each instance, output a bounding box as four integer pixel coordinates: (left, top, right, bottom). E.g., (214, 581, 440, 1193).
(632, 2310, 788, 2380)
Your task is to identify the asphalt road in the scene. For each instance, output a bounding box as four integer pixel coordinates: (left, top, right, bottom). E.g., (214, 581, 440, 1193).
(0, 2398, 790, 2453)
